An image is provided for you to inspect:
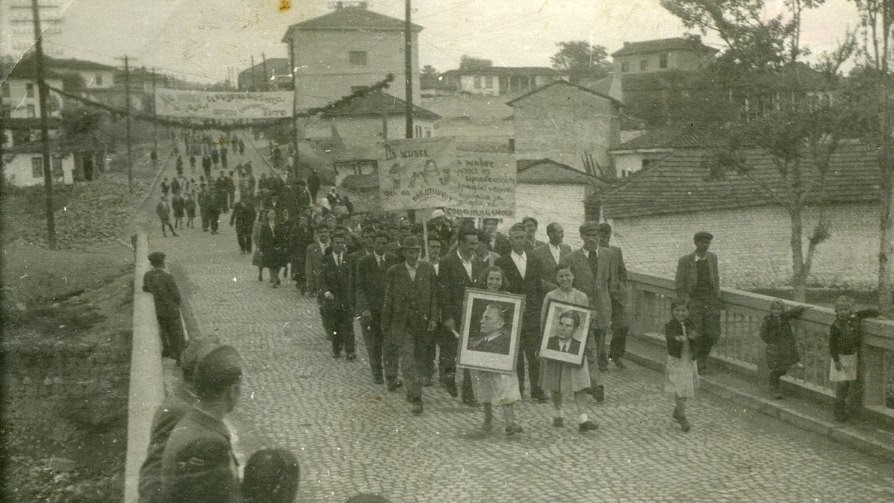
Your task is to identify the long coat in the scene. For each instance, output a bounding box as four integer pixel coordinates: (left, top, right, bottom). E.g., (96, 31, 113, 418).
(565, 247, 623, 330)
(381, 261, 438, 338)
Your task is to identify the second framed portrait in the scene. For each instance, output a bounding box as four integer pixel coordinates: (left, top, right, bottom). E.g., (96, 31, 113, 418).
(456, 288, 525, 374)
(539, 299, 593, 366)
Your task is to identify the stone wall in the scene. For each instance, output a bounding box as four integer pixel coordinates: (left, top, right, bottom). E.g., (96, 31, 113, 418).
(501, 183, 588, 249)
(609, 203, 880, 289)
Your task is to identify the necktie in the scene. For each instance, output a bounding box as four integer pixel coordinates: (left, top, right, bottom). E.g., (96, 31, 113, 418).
(377, 256, 382, 268)
(588, 250, 598, 277)
(561, 344, 567, 353)
(336, 254, 341, 268)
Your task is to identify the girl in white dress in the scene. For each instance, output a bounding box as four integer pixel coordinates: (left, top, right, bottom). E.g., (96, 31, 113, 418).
(664, 298, 699, 432)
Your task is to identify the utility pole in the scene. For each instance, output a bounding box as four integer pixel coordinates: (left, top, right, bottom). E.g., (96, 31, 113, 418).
(251, 55, 257, 91)
(404, 0, 414, 138)
(288, 39, 301, 180)
(31, 0, 57, 248)
(151, 67, 158, 155)
(262, 52, 269, 92)
(115, 55, 135, 193)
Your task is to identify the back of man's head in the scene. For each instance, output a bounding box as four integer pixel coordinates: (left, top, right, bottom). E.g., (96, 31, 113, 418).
(194, 345, 242, 400)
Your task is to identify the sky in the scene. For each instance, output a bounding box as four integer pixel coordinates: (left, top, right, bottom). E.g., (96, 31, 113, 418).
(39, 0, 863, 84)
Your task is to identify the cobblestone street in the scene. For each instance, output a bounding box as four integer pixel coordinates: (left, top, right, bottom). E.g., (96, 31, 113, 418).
(139, 144, 894, 503)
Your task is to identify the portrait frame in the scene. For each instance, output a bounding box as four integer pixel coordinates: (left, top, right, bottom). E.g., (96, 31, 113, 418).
(538, 299, 593, 366)
(456, 288, 525, 374)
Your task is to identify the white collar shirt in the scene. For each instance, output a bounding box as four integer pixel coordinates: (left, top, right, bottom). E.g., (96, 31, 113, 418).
(511, 251, 527, 279)
(458, 250, 473, 280)
(549, 243, 562, 264)
(405, 261, 417, 281)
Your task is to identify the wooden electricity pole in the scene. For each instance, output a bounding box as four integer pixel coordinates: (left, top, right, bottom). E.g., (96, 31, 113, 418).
(115, 55, 135, 193)
(404, 0, 414, 138)
(262, 53, 269, 92)
(288, 39, 300, 180)
(251, 55, 257, 91)
(151, 67, 158, 155)
(31, 0, 57, 248)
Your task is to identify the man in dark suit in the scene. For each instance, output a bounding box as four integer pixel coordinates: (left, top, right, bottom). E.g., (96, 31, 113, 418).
(565, 222, 624, 401)
(305, 226, 331, 338)
(522, 216, 547, 251)
(674, 231, 721, 374)
(437, 225, 483, 404)
(545, 310, 583, 354)
(496, 223, 548, 402)
(356, 231, 399, 386)
(161, 345, 242, 503)
(482, 218, 511, 256)
(598, 223, 629, 369)
(381, 236, 438, 415)
(142, 252, 185, 361)
(319, 228, 356, 360)
(532, 222, 572, 290)
(422, 235, 446, 386)
(468, 304, 512, 355)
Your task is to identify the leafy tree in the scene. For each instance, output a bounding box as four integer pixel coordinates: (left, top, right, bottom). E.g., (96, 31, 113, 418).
(550, 41, 610, 82)
(458, 55, 492, 72)
(420, 65, 440, 89)
(846, 0, 894, 314)
(662, 0, 848, 302)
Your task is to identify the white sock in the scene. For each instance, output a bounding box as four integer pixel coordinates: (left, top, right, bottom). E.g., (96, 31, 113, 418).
(578, 413, 588, 424)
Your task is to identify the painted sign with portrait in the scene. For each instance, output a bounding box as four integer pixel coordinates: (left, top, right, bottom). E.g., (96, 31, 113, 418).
(456, 289, 525, 374)
(539, 299, 593, 366)
(378, 138, 516, 216)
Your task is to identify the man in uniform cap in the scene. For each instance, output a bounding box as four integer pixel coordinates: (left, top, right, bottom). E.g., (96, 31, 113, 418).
(162, 345, 243, 503)
(381, 236, 438, 414)
(139, 340, 218, 503)
(675, 231, 721, 374)
(143, 252, 185, 361)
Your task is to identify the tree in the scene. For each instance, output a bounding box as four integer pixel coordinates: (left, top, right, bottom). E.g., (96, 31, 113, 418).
(662, 0, 846, 302)
(420, 65, 440, 89)
(550, 41, 610, 82)
(458, 55, 492, 72)
(847, 0, 894, 314)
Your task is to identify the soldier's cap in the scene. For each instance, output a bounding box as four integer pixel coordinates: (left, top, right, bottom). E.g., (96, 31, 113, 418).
(194, 345, 243, 392)
(399, 236, 421, 250)
(579, 221, 600, 235)
(148, 251, 166, 265)
(694, 231, 714, 241)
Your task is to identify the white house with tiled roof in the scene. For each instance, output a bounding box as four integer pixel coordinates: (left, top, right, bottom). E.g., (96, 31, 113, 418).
(281, 5, 421, 109)
(441, 67, 568, 97)
(612, 36, 717, 74)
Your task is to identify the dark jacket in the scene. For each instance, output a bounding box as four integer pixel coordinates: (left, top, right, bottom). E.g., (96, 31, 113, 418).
(437, 250, 484, 327)
(546, 336, 581, 354)
(355, 252, 399, 315)
(760, 306, 805, 371)
(675, 252, 720, 299)
(664, 318, 698, 358)
(381, 261, 438, 336)
(469, 329, 511, 355)
(138, 386, 196, 503)
(495, 251, 546, 336)
(319, 251, 354, 310)
(829, 309, 879, 362)
(142, 268, 181, 318)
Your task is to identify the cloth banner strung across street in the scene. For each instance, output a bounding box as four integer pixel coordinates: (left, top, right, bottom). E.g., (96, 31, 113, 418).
(155, 89, 293, 119)
(378, 137, 516, 217)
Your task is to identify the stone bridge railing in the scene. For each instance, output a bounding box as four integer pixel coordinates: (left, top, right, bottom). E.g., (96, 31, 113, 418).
(626, 271, 894, 422)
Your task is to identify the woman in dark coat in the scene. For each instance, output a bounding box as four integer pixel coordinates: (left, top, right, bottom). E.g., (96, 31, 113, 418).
(288, 211, 315, 293)
(258, 211, 282, 287)
(759, 300, 806, 399)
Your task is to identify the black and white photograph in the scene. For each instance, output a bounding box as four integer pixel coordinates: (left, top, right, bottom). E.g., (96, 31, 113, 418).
(456, 288, 524, 374)
(539, 299, 592, 366)
(3, 0, 894, 502)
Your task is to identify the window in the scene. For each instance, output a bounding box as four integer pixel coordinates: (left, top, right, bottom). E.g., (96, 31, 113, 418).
(32, 157, 43, 178)
(348, 51, 367, 65)
(485, 76, 493, 89)
(620, 61, 629, 73)
(659, 53, 668, 69)
(1, 82, 9, 97)
(640, 59, 648, 71)
(415, 125, 422, 137)
(95, 73, 103, 85)
(26, 83, 34, 97)
(473, 76, 482, 89)
(52, 156, 64, 178)
(26, 104, 35, 118)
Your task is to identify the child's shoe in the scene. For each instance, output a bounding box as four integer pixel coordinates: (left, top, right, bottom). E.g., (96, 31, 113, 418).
(552, 417, 564, 428)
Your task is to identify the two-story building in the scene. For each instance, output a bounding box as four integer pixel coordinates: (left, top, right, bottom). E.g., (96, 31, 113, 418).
(507, 80, 621, 172)
(282, 5, 421, 110)
(611, 36, 718, 74)
(238, 58, 293, 91)
(441, 67, 568, 96)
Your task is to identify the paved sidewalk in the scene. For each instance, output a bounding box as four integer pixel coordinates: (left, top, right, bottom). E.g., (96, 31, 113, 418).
(142, 137, 894, 503)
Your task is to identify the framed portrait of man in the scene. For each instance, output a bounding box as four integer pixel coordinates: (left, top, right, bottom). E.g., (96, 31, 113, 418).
(456, 288, 525, 374)
(539, 299, 593, 366)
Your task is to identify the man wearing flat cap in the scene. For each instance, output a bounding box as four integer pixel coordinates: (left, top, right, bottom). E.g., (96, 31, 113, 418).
(675, 231, 721, 374)
(162, 345, 243, 503)
(139, 340, 218, 503)
(143, 252, 185, 362)
(381, 235, 438, 415)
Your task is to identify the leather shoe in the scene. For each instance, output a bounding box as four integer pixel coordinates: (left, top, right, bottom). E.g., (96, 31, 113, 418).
(531, 391, 548, 403)
(386, 380, 403, 392)
(444, 380, 458, 397)
(411, 401, 423, 415)
(578, 420, 599, 433)
(612, 357, 626, 369)
(346, 352, 357, 361)
(462, 396, 478, 407)
(332, 352, 341, 359)
(505, 424, 523, 436)
(591, 385, 605, 403)
(552, 417, 564, 428)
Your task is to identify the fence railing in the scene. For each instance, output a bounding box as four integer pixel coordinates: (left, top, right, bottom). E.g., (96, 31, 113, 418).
(626, 271, 894, 419)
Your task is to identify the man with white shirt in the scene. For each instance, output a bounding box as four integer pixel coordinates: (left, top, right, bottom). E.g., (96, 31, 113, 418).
(495, 223, 548, 402)
(533, 222, 572, 291)
(356, 232, 400, 386)
(437, 225, 483, 404)
(675, 231, 721, 374)
(319, 228, 356, 360)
